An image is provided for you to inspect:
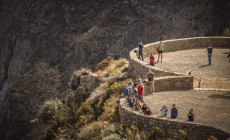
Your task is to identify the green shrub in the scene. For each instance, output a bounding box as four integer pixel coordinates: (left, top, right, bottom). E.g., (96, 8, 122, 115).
(149, 127, 165, 139)
(40, 99, 67, 123)
(102, 134, 122, 140)
(174, 129, 188, 140)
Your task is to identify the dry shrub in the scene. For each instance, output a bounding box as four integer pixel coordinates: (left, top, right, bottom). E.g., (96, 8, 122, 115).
(102, 134, 121, 140)
(78, 121, 109, 140)
(126, 125, 142, 140)
(40, 99, 67, 123)
(223, 28, 230, 36)
(174, 129, 188, 140)
(95, 57, 129, 78)
(96, 56, 114, 71)
(207, 135, 218, 140)
(99, 95, 119, 122)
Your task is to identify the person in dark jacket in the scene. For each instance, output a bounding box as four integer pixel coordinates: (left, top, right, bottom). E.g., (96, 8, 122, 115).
(187, 109, 194, 121)
(207, 44, 213, 65)
(171, 104, 178, 119)
(138, 42, 144, 61)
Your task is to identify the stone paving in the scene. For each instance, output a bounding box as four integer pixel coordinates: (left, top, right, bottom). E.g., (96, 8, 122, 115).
(146, 48, 230, 79)
(144, 90, 230, 131)
(142, 48, 230, 131)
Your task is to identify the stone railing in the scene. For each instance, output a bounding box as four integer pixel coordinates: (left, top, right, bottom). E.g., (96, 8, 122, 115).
(128, 37, 230, 91)
(119, 98, 230, 139)
(123, 37, 230, 139)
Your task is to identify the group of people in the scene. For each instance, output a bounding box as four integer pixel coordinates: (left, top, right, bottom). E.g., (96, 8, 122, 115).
(136, 41, 229, 66)
(159, 104, 194, 121)
(121, 78, 194, 121)
(121, 80, 152, 116)
(135, 41, 165, 65)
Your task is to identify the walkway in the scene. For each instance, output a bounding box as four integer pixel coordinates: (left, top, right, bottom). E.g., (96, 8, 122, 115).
(144, 90, 230, 131)
(145, 48, 230, 89)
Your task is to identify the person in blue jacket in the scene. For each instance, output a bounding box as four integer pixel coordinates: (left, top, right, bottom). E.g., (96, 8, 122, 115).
(171, 104, 178, 119)
(138, 42, 144, 61)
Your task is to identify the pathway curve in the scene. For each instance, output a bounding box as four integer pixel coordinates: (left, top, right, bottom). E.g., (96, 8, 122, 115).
(145, 48, 230, 89)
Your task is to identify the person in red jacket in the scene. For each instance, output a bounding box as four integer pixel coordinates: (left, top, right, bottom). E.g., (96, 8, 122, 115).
(149, 53, 155, 66)
(137, 82, 144, 103)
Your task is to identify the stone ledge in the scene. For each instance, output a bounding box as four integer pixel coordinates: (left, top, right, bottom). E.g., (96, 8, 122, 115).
(119, 98, 230, 139)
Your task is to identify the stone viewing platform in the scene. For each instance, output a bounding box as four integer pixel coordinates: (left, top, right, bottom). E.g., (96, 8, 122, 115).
(120, 37, 230, 139)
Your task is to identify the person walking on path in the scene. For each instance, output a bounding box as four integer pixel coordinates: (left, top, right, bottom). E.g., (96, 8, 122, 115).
(207, 44, 213, 65)
(138, 42, 144, 61)
(171, 104, 178, 119)
(149, 53, 155, 66)
(157, 41, 165, 63)
(147, 69, 154, 93)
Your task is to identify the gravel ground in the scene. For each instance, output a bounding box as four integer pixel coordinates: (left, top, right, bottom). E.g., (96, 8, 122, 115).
(144, 90, 230, 131)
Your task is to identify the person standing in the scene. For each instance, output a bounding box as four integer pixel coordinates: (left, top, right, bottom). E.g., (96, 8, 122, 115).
(137, 82, 144, 103)
(157, 41, 165, 63)
(147, 69, 154, 93)
(207, 44, 213, 65)
(138, 42, 144, 61)
(149, 53, 155, 66)
(171, 104, 178, 119)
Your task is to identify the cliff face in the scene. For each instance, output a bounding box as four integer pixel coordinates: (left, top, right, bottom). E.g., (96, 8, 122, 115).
(0, 0, 229, 139)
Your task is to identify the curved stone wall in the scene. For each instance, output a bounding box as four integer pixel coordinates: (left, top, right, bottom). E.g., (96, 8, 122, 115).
(129, 37, 230, 77)
(119, 98, 230, 139)
(128, 37, 230, 91)
(123, 37, 230, 139)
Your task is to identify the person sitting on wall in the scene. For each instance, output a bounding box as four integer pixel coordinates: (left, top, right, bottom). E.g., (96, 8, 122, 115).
(149, 53, 155, 66)
(144, 107, 152, 116)
(141, 103, 148, 113)
(132, 87, 137, 96)
(187, 109, 194, 121)
(134, 99, 142, 111)
(120, 86, 129, 98)
(171, 104, 178, 119)
(160, 105, 168, 117)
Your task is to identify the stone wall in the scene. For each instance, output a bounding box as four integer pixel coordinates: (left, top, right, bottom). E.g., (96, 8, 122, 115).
(154, 76, 193, 92)
(123, 37, 230, 139)
(143, 37, 230, 57)
(128, 37, 230, 91)
(119, 98, 230, 140)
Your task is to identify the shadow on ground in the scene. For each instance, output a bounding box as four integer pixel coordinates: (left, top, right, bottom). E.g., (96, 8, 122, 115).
(198, 64, 210, 68)
(208, 92, 230, 100)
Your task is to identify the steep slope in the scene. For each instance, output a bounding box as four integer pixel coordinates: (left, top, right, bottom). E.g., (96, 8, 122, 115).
(0, 0, 229, 139)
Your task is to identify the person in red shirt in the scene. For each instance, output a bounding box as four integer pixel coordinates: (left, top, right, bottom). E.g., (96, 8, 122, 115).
(149, 53, 155, 66)
(137, 82, 144, 103)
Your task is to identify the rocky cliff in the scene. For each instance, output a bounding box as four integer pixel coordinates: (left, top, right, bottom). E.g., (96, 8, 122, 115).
(0, 0, 229, 139)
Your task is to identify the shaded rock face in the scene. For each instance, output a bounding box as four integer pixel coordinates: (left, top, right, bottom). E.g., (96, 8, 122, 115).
(0, 0, 229, 139)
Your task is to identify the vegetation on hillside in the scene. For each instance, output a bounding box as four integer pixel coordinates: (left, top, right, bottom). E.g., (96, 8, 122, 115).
(37, 57, 215, 140)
